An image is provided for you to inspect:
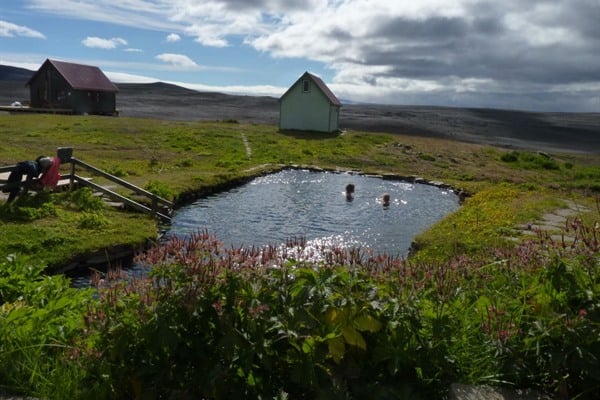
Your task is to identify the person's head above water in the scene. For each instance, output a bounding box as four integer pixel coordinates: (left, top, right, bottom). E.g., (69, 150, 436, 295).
(345, 183, 355, 201)
(382, 193, 390, 207)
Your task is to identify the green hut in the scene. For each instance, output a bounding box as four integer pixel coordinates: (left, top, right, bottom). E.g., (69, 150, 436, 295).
(279, 71, 341, 133)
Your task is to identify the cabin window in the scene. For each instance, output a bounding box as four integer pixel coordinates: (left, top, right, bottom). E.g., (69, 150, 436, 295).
(302, 79, 310, 92)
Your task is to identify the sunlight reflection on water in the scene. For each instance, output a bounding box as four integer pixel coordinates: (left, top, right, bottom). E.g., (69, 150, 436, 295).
(169, 169, 459, 258)
(71, 169, 459, 287)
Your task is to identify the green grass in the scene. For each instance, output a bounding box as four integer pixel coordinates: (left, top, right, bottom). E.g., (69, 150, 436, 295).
(0, 190, 156, 269)
(410, 184, 570, 261)
(0, 113, 599, 267)
(1, 113, 599, 399)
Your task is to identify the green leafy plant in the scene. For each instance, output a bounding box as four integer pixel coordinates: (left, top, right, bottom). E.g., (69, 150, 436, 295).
(107, 165, 129, 178)
(72, 209, 600, 399)
(0, 192, 57, 222)
(0, 255, 94, 398)
(8, 203, 57, 221)
(144, 180, 173, 199)
(76, 234, 438, 399)
(500, 150, 560, 170)
(500, 150, 520, 162)
(175, 158, 194, 168)
(418, 153, 436, 162)
(67, 187, 105, 211)
(77, 211, 110, 229)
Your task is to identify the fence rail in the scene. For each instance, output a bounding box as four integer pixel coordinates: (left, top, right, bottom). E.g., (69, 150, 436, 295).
(74, 174, 171, 222)
(1, 148, 173, 223)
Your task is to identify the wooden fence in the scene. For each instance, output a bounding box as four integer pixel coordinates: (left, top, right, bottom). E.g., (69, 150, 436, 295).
(0, 147, 173, 223)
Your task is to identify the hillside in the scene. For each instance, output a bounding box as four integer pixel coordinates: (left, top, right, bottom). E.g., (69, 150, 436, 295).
(1, 65, 599, 153)
(0, 64, 33, 81)
(116, 82, 280, 123)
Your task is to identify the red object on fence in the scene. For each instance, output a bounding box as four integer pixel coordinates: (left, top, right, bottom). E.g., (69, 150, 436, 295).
(40, 157, 61, 188)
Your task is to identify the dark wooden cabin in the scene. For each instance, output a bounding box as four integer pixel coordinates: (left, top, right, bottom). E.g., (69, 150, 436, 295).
(26, 59, 118, 115)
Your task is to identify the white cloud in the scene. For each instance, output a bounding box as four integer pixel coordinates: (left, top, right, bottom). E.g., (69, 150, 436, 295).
(27, 0, 179, 31)
(184, 25, 229, 47)
(0, 20, 46, 39)
(82, 36, 128, 49)
(105, 70, 158, 83)
(170, 81, 285, 97)
(166, 33, 181, 42)
(20, 0, 600, 111)
(0, 55, 45, 71)
(155, 53, 199, 69)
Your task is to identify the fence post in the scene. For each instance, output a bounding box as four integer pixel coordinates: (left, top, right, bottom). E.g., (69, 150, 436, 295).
(57, 147, 75, 192)
(69, 162, 76, 191)
(152, 196, 158, 219)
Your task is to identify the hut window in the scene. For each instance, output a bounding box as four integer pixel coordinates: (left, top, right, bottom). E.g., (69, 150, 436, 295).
(302, 79, 310, 92)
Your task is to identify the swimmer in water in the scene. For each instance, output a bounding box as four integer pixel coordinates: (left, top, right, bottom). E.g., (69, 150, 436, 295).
(345, 183, 355, 201)
(382, 193, 390, 207)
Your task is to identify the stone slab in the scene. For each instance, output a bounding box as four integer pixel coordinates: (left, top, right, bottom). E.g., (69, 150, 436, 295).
(449, 383, 553, 400)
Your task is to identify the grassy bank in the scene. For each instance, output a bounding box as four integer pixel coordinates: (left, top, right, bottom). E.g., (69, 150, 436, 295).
(1, 113, 599, 398)
(1, 114, 598, 266)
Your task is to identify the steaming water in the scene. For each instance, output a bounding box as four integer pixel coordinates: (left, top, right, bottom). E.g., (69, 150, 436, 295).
(169, 169, 459, 257)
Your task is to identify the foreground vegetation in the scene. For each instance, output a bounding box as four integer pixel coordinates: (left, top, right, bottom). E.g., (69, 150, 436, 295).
(1, 222, 598, 398)
(0, 114, 599, 398)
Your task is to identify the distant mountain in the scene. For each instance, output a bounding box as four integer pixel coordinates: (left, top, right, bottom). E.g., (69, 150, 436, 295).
(0, 65, 33, 82)
(116, 82, 280, 123)
(0, 65, 31, 104)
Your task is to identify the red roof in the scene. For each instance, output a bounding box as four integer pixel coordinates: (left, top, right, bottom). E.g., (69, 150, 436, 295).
(27, 59, 118, 92)
(281, 71, 341, 106)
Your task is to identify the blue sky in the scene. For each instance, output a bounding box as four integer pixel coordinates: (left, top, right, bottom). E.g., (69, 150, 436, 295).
(1, 0, 599, 112)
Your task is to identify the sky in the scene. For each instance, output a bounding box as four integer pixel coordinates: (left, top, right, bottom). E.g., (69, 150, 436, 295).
(1, 0, 599, 112)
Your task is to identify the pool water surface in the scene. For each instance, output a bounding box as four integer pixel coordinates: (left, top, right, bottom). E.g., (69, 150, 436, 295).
(169, 169, 459, 257)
